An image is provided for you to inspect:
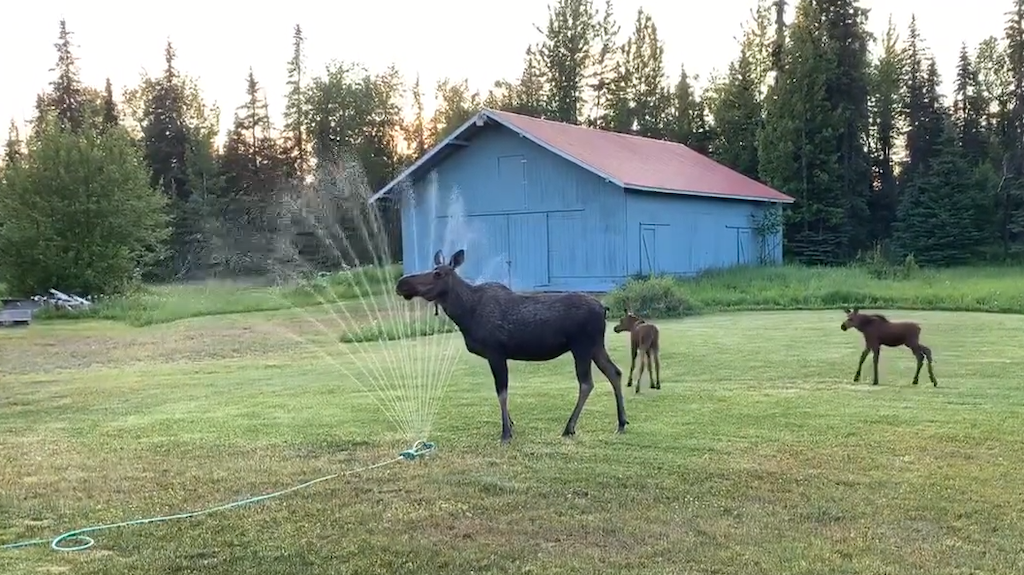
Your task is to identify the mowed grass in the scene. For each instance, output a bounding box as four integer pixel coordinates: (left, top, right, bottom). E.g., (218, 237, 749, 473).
(2, 308, 1024, 574)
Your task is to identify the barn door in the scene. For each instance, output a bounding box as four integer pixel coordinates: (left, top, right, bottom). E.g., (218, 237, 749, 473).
(640, 225, 657, 276)
(736, 228, 755, 265)
(507, 213, 549, 290)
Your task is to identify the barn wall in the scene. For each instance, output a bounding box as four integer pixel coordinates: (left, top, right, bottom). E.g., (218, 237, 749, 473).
(402, 125, 627, 292)
(623, 189, 783, 276)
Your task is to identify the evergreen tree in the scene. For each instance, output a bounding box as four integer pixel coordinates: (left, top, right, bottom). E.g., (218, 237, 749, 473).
(42, 19, 86, 133)
(624, 9, 670, 138)
(866, 18, 902, 244)
(771, 0, 788, 79)
(404, 74, 429, 160)
(601, 8, 670, 137)
(282, 24, 308, 180)
(709, 13, 768, 180)
(687, 97, 716, 156)
(901, 16, 932, 180)
(952, 44, 989, 163)
(667, 65, 698, 145)
(516, 46, 550, 118)
(822, 0, 874, 255)
(485, 46, 548, 118)
(3, 121, 21, 167)
(1003, 0, 1024, 251)
(759, 0, 854, 264)
(893, 62, 985, 265)
(101, 78, 119, 129)
(141, 42, 193, 202)
(741, 0, 776, 95)
(586, 0, 620, 126)
(134, 40, 222, 279)
(219, 69, 287, 275)
(602, 56, 634, 133)
(536, 0, 598, 124)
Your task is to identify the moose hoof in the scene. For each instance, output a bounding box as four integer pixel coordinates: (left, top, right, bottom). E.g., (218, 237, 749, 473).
(655, 383, 661, 390)
(933, 381, 938, 387)
(872, 381, 879, 386)
(616, 423, 628, 434)
(912, 380, 919, 386)
(561, 429, 576, 438)
(626, 380, 633, 387)
(500, 434, 513, 445)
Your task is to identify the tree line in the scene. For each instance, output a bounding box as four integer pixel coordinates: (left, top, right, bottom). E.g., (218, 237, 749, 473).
(1, 0, 1023, 297)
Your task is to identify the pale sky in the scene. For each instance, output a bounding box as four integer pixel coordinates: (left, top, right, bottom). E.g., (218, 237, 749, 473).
(0, 0, 1012, 143)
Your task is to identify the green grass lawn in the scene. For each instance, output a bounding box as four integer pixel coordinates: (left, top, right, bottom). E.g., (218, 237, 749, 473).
(2, 307, 1023, 574)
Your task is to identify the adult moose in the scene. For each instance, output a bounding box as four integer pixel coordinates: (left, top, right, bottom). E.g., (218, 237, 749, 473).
(840, 308, 938, 387)
(395, 249, 628, 444)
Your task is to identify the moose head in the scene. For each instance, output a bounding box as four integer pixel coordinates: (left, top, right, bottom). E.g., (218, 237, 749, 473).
(395, 248, 466, 304)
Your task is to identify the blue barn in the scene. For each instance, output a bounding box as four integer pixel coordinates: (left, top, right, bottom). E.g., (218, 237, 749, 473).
(370, 109, 795, 293)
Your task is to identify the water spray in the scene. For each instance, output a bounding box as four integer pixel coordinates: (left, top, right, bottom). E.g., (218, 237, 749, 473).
(2, 160, 463, 554)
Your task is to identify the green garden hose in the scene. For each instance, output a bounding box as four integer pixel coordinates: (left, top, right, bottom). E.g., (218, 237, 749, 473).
(1, 440, 436, 552)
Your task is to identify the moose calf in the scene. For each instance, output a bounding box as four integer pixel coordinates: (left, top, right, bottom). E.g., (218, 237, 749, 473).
(613, 309, 661, 393)
(840, 307, 938, 387)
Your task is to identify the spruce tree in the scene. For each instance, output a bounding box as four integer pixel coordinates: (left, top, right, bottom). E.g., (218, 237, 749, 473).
(536, 0, 598, 124)
(44, 19, 86, 133)
(282, 24, 308, 180)
(101, 78, 119, 129)
(866, 18, 902, 244)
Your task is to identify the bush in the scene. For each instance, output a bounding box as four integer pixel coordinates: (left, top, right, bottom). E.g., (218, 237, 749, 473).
(0, 118, 169, 297)
(603, 264, 1024, 318)
(854, 243, 921, 280)
(603, 275, 701, 318)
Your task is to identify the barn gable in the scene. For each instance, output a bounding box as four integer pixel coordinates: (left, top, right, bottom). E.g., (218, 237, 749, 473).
(393, 120, 628, 291)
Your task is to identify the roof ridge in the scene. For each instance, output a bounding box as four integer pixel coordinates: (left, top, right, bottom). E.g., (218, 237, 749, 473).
(488, 108, 703, 153)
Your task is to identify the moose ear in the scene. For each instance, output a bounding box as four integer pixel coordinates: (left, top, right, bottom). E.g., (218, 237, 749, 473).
(433, 249, 444, 266)
(843, 308, 852, 314)
(449, 249, 466, 269)
(852, 307, 860, 314)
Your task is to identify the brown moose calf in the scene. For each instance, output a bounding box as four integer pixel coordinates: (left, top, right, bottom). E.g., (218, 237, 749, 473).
(612, 309, 661, 393)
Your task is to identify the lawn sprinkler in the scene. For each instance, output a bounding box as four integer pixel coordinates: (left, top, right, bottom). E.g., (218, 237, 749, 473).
(400, 440, 436, 461)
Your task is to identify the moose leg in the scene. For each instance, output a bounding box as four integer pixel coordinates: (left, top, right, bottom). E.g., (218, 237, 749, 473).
(488, 357, 514, 444)
(653, 348, 662, 390)
(853, 348, 869, 382)
(920, 344, 937, 386)
(634, 351, 646, 394)
(626, 342, 638, 387)
(562, 349, 595, 438)
(909, 345, 925, 386)
(871, 347, 881, 386)
(647, 350, 657, 389)
(592, 346, 628, 433)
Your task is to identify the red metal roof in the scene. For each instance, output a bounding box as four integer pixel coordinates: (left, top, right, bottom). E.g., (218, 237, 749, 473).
(489, 109, 795, 203)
